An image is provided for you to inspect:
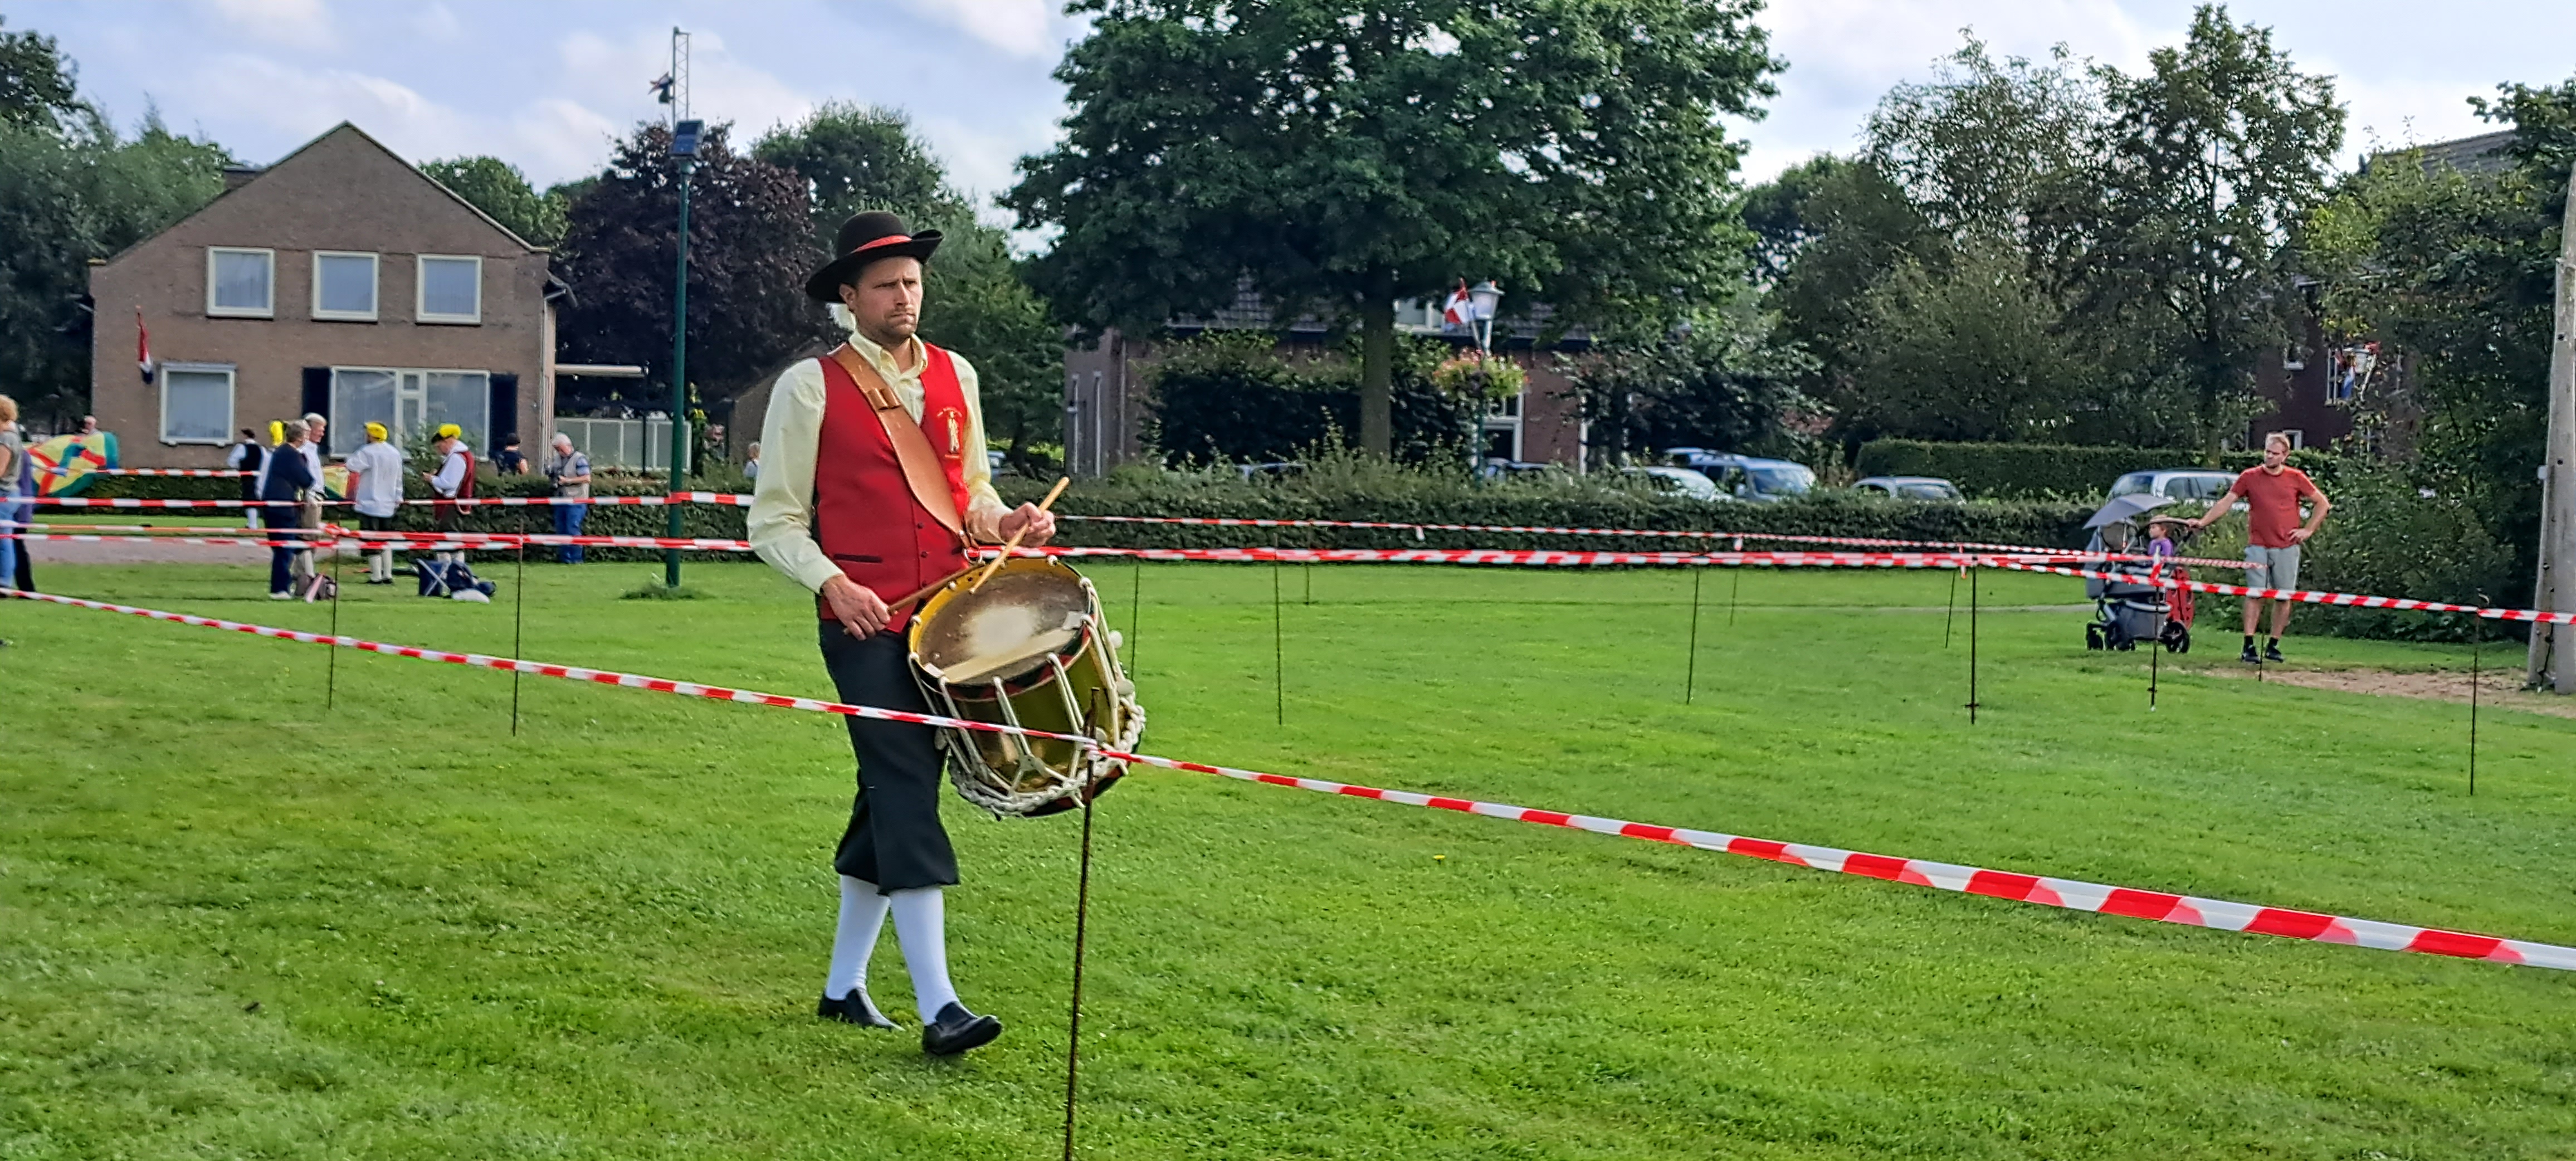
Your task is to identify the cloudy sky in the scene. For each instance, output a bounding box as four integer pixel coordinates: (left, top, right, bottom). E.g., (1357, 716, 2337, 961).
(21, 0, 2576, 228)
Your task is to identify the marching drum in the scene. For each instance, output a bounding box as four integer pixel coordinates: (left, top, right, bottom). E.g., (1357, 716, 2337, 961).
(906, 554, 1143, 818)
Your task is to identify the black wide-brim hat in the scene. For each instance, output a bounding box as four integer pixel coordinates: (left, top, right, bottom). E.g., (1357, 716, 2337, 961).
(805, 211, 943, 303)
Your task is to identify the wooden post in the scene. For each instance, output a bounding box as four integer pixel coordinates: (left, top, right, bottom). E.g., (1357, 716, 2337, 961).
(2526, 161, 2576, 692)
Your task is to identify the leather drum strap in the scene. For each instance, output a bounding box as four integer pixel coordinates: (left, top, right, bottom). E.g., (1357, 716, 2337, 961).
(829, 343, 965, 541)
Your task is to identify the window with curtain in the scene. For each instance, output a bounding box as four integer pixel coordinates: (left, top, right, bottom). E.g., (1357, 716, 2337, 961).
(161, 365, 234, 443)
(313, 252, 378, 320)
(207, 248, 273, 317)
(417, 255, 482, 323)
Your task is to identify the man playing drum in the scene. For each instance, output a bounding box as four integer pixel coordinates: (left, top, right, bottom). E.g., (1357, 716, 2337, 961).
(749, 211, 1057, 1056)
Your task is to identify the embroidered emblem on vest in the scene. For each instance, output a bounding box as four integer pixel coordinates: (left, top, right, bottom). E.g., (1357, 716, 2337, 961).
(935, 407, 964, 457)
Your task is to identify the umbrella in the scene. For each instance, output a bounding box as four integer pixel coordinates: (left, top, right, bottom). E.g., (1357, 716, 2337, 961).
(2085, 492, 2175, 529)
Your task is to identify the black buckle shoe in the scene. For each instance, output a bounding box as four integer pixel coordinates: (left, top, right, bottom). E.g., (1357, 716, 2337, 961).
(2240, 643, 2260, 664)
(2263, 642, 2284, 664)
(920, 1002, 1002, 1056)
(817, 989, 898, 1029)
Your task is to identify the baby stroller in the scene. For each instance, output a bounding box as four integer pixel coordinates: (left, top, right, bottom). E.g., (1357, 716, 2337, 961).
(2081, 505, 2192, 653)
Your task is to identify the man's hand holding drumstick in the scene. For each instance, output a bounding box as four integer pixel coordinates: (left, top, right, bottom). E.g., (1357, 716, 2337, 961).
(826, 479, 1067, 639)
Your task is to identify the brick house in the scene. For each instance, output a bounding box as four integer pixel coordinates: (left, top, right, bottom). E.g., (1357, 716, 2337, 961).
(1061, 290, 1591, 476)
(88, 123, 565, 465)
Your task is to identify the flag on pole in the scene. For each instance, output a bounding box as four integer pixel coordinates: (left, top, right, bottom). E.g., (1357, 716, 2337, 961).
(1441, 280, 1471, 330)
(136, 307, 155, 384)
(648, 73, 675, 104)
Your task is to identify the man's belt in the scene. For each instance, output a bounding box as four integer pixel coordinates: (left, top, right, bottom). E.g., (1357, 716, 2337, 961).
(828, 343, 967, 542)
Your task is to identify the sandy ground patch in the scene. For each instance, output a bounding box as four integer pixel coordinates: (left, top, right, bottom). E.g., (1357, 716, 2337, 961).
(2204, 663, 2576, 719)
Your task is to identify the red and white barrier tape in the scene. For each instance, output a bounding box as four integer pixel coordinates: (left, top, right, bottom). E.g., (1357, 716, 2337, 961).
(1997, 560, 2576, 627)
(7, 585, 2569, 973)
(41, 467, 251, 477)
(30, 493, 752, 509)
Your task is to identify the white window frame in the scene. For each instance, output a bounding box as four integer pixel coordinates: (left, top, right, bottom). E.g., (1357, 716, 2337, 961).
(311, 251, 380, 321)
(205, 247, 275, 318)
(416, 254, 484, 325)
(159, 362, 236, 445)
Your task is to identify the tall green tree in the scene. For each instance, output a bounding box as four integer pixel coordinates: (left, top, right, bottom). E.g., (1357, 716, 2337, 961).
(755, 103, 1063, 467)
(1009, 0, 1779, 457)
(0, 17, 230, 427)
(2304, 76, 2576, 589)
(0, 14, 80, 133)
(420, 155, 569, 247)
(1740, 154, 1941, 434)
(552, 122, 815, 414)
(2051, 4, 2344, 450)
(1865, 38, 2101, 246)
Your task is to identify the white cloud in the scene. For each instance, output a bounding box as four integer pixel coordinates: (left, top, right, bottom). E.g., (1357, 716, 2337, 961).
(1734, 0, 2167, 181)
(197, 0, 337, 52)
(187, 53, 480, 162)
(897, 0, 1076, 60)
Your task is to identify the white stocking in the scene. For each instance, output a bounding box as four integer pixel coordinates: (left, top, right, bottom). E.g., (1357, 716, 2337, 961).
(824, 875, 890, 1001)
(889, 886, 959, 1022)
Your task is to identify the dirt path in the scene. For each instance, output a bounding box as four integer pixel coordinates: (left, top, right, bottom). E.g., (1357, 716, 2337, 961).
(2203, 664, 2576, 720)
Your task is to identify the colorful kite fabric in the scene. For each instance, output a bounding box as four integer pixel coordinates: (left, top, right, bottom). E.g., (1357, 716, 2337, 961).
(30, 433, 120, 498)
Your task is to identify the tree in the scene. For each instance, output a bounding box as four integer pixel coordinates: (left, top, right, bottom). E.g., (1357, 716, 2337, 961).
(755, 104, 1063, 466)
(1563, 302, 1813, 465)
(1842, 242, 2101, 443)
(1740, 155, 1941, 432)
(0, 24, 229, 426)
(0, 15, 80, 134)
(2050, 5, 2344, 450)
(1009, 0, 1779, 457)
(2304, 76, 2576, 594)
(420, 155, 569, 247)
(1865, 38, 2102, 245)
(552, 122, 817, 414)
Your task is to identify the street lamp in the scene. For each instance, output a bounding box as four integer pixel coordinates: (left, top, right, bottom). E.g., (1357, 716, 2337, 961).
(663, 116, 700, 588)
(1467, 280, 1503, 356)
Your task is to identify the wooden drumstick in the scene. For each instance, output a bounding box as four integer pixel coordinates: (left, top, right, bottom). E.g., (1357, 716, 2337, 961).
(969, 475, 1069, 593)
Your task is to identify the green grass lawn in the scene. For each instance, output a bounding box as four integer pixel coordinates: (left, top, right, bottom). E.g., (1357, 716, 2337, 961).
(4, 559, 2572, 1160)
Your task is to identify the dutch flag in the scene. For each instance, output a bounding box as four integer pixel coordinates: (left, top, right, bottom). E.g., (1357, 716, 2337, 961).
(136, 306, 156, 384)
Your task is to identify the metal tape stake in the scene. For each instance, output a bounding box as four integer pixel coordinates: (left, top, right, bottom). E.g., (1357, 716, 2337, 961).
(1061, 792, 1100, 1161)
(326, 537, 341, 710)
(1685, 566, 1704, 705)
(1272, 559, 1284, 726)
(2471, 605, 2483, 796)
(1968, 561, 1981, 724)
(512, 510, 527, 736)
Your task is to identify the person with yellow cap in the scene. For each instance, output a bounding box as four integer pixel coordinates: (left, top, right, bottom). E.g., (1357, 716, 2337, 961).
(345, 421, 405, 584)
(423, 423, 475, 573)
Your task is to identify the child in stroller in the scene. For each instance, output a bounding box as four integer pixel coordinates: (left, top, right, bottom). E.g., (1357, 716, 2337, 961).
(2084, 515, 2193, 652)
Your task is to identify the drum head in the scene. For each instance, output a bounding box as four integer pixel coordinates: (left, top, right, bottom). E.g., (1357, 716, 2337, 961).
(914, 561, 1091, 685)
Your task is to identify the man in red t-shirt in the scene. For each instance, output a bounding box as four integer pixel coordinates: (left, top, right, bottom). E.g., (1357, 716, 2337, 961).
(2190, 432, 2332, 663)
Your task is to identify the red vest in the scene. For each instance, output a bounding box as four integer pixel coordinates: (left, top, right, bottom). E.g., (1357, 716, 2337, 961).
(814, 343, 974, 630)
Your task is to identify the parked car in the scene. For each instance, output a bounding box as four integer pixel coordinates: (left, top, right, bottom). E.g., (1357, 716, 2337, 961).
(1853, 475, 1963, 500)
(1661, 448, 1816, 503)
(1476, 458, 1569, 483)
(2109, 469, 2238, 505)
(1619, 465, 1725, 501)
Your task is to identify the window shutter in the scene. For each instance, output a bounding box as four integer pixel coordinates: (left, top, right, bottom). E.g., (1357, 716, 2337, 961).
(301, 367, 330, 418)
(490, 373, 519, 450)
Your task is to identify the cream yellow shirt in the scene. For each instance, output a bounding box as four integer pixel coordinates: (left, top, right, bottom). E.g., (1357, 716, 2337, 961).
(749, 324, 1009, 594)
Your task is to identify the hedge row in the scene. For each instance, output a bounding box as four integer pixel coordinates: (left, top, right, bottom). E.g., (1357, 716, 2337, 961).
(1855, 439, 2340, 500)
(1001, 472, 2098, 553)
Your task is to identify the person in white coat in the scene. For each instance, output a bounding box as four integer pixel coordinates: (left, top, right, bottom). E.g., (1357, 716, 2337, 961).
(344, 422, 406, 584)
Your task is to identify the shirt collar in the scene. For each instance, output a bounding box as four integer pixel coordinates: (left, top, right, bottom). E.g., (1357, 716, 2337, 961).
(845, 325, 925, 381)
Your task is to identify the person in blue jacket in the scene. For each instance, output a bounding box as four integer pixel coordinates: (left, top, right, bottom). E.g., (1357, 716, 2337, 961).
(261, 420, 318, 599)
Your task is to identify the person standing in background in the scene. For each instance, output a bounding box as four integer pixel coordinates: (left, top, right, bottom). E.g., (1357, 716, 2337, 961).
(0, 395, 24, 599)
(227, 428, 266, 529)
(495, 436, 528, 476)
(423, 424, 475, 570)
(295, 413, 328, 583)
(2189, 432, 2333, 663)
(261, 421, 318, 599)
(541, 432, 592, 564)
(344, 422, 406, 584)
(744, 441, 761, 482)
